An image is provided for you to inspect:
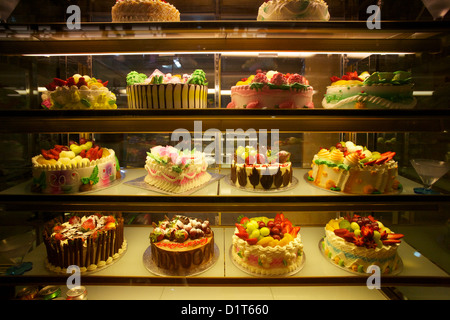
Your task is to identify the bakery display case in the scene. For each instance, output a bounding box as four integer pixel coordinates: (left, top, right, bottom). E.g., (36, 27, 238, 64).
(0, 1, 449, 300)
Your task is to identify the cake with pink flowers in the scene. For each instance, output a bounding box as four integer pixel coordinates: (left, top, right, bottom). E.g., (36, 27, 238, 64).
(226, 71, 314, 109)
(112, 0, 180, 22)
(126, 69, 208, 109)
(307, 141, 401, 194)
(144, 145, 211, 193)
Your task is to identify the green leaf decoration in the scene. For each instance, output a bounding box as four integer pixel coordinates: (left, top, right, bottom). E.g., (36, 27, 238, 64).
(171, 166, 182, 173)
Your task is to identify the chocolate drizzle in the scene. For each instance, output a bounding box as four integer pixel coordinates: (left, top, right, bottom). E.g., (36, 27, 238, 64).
(249, 166, 260, 189)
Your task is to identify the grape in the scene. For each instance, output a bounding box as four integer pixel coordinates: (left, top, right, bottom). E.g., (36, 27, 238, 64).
(250, 229, 260, 239)
(373, 230, 381, 241)
(350, 222, 360, 230)
(258, 221, 266, 228)
(260, 227, 270, 237)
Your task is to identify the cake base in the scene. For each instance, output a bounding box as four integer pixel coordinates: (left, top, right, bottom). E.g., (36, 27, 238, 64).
(225, 174, 298, 193)
(318, 238, 403, 276)
(143, 243, 220, 277)
(229, 245, 305, 277)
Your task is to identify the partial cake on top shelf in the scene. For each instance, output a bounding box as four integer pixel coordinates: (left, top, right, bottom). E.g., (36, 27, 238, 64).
(257, 0, 330, 21)
(112, 0, 180, 22)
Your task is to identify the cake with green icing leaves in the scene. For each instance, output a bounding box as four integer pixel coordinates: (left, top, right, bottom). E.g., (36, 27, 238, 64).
(126, 69, 208, 109)
(322, 71, 417, 109)
(323, 215, 404, 274)
(226, 71, 314, 109)
(257, 0, 330, 21)
(308, 141, 401, 194)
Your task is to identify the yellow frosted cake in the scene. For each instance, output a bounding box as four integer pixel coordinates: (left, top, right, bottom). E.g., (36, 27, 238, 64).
(232, 214, 303, 275)
(308, 141, 401, 194)
(112, 0, 180, 22)
(323, 215, 404, 274)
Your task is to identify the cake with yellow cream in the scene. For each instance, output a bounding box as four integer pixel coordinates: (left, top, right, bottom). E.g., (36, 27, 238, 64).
(232, 214, 303, 275)
(149, 215, 214, 272)
(257, 0, 330, 21)
(144, 145, 211, 193)
(126, 69, 208, 109)
(307, 141, 401, 194)
(31, 139, 120, 194)
(112, 0, 180, 22)
(43, 213, 126, 274)
(323, 215, 403, 274)
(322, 71, 417, 109)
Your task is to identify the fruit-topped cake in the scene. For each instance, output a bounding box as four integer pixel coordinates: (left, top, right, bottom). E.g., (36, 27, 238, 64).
(322, 71, 417, 109)
(41, 74, 117, 110)
(230, 145, 293, 191)
(126, 69, 208, 109)
(149, 215, 215, 272)
(112, 0, 180, 22)
(308, 141, 401, 194)
(257, 0, 330, 21)
(322, 215, 404, 274)
(231, 213, 304, 275)
(144, 145, 211, 193)
(226, 70, 314, 109)
(43, 213, 126, 273)
(31, 138, 121, 194)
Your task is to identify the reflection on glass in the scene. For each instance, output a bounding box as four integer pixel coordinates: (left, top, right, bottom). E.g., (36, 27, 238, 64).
(410, 159, 450, 194)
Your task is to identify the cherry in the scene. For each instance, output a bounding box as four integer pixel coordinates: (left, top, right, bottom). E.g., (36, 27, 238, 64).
(258, 221, 265, 228)
(267, 221, 275, 228)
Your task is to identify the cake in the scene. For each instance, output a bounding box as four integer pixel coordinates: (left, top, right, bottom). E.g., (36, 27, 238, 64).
(322, 71, 417, 109)
(231, 213, 303, 275)
(322, 215, 404, 274)
(126, 69, 208, 109)
(31, 138, 121, 194)
(111, 0, 180, 22)
(257, 0, 330, 21)
(149, 215, 214, 272)
(41, 74, 117, 110)
(43, 213, 126, 273)
(226, 71, 314, 109)
(307, 141, 401, 194)
(144, 145, 211, 193)
(230, 145, 293, 190)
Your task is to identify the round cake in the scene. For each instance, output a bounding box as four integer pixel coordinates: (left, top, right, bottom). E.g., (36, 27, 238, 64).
(126, 69, 208, 109)
(231, 214, 303, 275)
(323, 215, 404, 274)
(230, 145, 293, 191)
(41, 74, 117, 110)
(226, 71, 314, 109)
(112, 0, 180, 22)
(322, 71, 417, 109)
(31, 139, 121, 194)
(43, 213, 126, 273)
(149, 215, 215, 272)
(307, 141, 401, 194)
(144, 145, 211, 193)
(257, 0, 330, 21)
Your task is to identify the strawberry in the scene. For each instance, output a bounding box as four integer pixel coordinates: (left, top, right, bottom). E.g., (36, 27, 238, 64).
(289, 226, 301, 237)
(81, 218, 96, 232)
(54, 233, 65, 241)
(334, 228, 351, 237)
(246, 238, 258, 245)
(238, 216, 250, 226)
(382, 239, 401, 245)
(235, 232, 249, 240)
(364, 159, 377, 166)
(66, 77, 76, 87)
(53, 225, 65, 233)
(79, 149, 86, 158)
(235, 223, 246, 234)
(105, 216, 116, 224)
(387, 233, 404, 240)
(53, 78, 67, 87)
(69, 216, 80, 225)
(77, 77, 88, 88)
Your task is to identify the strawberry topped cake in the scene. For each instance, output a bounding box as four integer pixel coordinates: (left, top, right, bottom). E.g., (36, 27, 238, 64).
(323, 215, 404, 274)
(43, 213, 126, 274)
(31, 138, 121, 194)
(41, 74, 117, 110)
(232, 213, 304, 275)
(149, 215, 215, 272)
(308, 141, 401, 194)
(226, 71, 314, 109)
(322, 71, 416, 109)
(144, 145, 211, 193)
(230, 145, 293, 191)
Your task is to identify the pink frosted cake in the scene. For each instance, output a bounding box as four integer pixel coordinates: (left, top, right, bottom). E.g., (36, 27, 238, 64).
(31, 139, 120, 194)
(226, 71, 314, 109)
(144, 145, 211, 193)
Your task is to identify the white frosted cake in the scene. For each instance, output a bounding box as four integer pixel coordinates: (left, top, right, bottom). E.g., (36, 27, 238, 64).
(31, 139, 120, 194)
(322, 71, 417, 109)
(323, 215, 404, 274)
(126, 69, 208, 109)
(232, 214, 303, 275)
(308, 141, 401, 194)
(257, 0, 330, 21)
(144, 145, 211, 193)
(112, 0, 180, 22)
(226, 71, 314, 109)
